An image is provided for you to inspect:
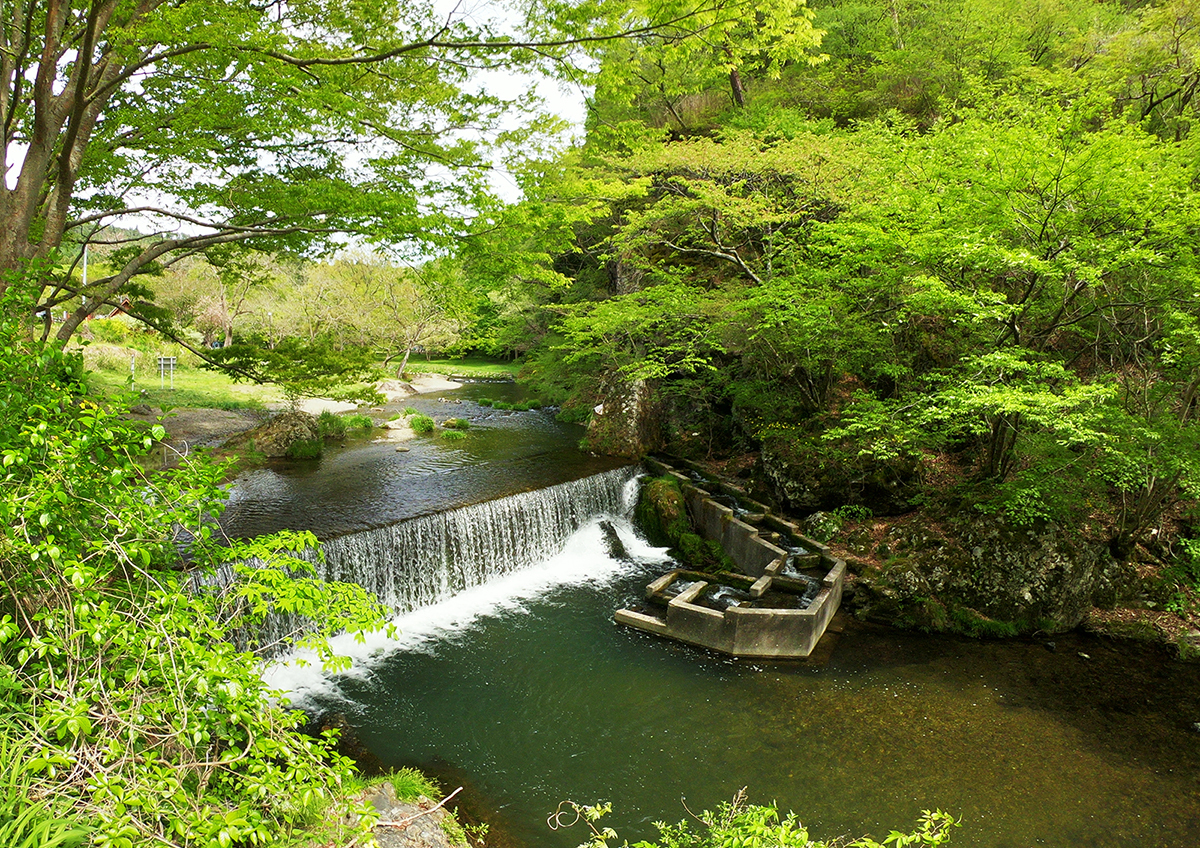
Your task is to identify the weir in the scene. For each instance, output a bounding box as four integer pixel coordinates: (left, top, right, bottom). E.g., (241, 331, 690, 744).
(206, 465, 643, 654)
(314, 465, 641, 612)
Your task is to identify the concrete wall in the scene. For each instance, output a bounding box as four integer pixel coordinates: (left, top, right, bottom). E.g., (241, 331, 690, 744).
(681, 484, 787, 577)
(617, 459, 847, 659)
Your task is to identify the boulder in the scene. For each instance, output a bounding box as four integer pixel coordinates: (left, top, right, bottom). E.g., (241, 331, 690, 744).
(376, 379, 417, 401)
(236, 410, 320, 458)
(846, 514, 1139, 634)
(761, 432, 920, 515)
(585, 375, 662, 457)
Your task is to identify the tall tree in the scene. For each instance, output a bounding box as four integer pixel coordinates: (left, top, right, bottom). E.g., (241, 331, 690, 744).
(0, 0, 762, 341)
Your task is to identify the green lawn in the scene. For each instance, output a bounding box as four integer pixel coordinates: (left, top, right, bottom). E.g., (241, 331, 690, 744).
(400, 356, 520, 379)
(87, 361, 282, 410)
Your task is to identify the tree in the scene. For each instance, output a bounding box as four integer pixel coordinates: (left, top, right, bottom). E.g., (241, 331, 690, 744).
(0, 267, 389, 846)
(589, 0, 826, 129)
(0, 0, 791, 346)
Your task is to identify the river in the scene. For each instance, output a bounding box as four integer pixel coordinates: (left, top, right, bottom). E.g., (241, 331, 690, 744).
(221, 382, 1200, 848)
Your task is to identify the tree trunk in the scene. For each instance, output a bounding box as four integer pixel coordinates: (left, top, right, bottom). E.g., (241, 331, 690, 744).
(729, 68, 747, 108)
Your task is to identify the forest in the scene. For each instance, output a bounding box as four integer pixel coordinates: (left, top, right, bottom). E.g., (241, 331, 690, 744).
(3, 0, 1200, 845)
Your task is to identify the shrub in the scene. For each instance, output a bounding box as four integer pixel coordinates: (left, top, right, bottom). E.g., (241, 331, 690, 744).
(287, 437, 325, 458)
(343, 413, 374, 430)
(552, 797, 959, 848)
(410, 414, 436, 434)
(317, 409, 347, 441)
(556, 404, 592, 424)
(87, 317, 131, 344)
(0, 269, 387, 847)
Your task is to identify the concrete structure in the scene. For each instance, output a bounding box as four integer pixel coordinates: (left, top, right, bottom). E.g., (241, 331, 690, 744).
(615, 459, 845, 659)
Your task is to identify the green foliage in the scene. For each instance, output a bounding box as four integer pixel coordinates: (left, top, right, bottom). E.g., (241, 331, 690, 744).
(1164, 538, 1200, 616)
(206, 336, 383, 408)
(0, 719, 88, 848)
(441, 429, 467, 441)
(551, 795, 959, 848)
(316, 409, 348, 441)
(85, 318, 133, 345)
(286, 438, 325, 459)
(442, 418, 471, 430)
(343, 413, 375, 431)
(410, 414, 436, 434)
(1, 270, 387, 847)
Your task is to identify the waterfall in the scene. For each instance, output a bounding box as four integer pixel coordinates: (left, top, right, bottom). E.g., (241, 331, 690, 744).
(202, 466, 642, 656)
(316, 465, 640, 612)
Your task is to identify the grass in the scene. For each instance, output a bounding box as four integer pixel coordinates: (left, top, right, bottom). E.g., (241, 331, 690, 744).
(85, 351, 282, 410)
(0, 719, 88, 848)
(410, 414, 436, 434)
(401, 356, 519, 380)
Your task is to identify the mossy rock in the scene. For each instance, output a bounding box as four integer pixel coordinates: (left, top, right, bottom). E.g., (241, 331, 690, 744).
(635, 476, 690, 548)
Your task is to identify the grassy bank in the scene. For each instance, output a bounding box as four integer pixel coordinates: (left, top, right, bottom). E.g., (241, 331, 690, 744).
(401, 357, 519, 380)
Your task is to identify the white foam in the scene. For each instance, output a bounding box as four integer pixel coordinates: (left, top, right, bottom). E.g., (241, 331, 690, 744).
(263, 514, 672, 702)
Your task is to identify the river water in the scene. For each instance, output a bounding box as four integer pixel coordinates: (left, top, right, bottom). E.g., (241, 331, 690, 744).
(222, 383, 1200, 848)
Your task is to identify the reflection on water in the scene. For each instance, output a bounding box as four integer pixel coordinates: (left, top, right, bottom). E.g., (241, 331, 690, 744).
(221, 383, 623, 539)
(244, 382, 1200, 848)
(289, 526, 1200, 848)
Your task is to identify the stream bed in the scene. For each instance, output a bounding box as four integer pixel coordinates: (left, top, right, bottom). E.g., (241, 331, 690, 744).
(225, 382, 1200, 848)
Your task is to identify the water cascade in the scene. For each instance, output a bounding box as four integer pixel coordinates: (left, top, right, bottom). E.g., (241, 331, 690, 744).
(315, 465, 641, 612)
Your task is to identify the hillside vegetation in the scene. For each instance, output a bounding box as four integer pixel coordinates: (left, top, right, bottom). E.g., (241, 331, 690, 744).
(460, 0, 1200, 640)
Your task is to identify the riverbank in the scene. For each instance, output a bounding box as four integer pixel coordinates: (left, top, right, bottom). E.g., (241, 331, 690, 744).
(123, 373, 464, 457)
(678, 452, 1200, 658)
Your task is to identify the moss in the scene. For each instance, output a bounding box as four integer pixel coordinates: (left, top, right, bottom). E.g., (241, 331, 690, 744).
(947, 605, 1020, 638)
(635, 476, 690, 548)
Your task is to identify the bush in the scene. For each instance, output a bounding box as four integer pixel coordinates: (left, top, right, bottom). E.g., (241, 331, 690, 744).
(552, 796, 959, 848)
(492, 401, 513, 410)
(410, 414, 436, 434)
(287, 437, 325, 458)
(86, 317, 131, 344)
(477, 397, 495, 407)
(343, 413, 375, 430)
(317, 409, 347, 441)
(0, 269, 387, 847)
(442, 418, 470, 430)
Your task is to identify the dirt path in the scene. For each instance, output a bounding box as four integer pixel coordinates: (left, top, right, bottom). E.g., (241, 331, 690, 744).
(128, 374, 464, 452)
(126, 406, 271, 451)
